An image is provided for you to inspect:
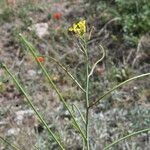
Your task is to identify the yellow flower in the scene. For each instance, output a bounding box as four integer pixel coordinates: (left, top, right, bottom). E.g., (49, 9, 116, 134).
(69, 20, 86, 36)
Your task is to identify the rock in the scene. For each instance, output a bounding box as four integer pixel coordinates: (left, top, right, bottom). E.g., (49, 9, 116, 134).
(7, 128, 20, 136)
(29, 23, 49, 38)
(14, 110, 34, 125)
(0, 121, 7, 126)
(27, 69, 36, 77)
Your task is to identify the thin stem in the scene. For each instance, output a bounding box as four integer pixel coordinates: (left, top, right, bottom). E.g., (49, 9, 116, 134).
(33, 145, 40, 150)
(103, 127, 150, 150)
(72, 104, 86, 124)
(82, 136, 85, 150)
(0, 136, 21, 150)
(85, 107, 90, 150)
(46, 56, 86, 93)
(89, 72, 150, 108)
(78, 36, 90, 149)
(2, 64, 64, 150)
(85, 44, 90, 150)
(88, 45, 105, 78)
(79, 38, 87, 54)
(19, 34, 86, 141)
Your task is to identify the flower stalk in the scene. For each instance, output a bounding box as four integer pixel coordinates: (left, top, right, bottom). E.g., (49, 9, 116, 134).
(85, 45, 90, 150)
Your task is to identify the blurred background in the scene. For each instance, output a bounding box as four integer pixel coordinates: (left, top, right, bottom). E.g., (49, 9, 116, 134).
(0, 0, 150, 149)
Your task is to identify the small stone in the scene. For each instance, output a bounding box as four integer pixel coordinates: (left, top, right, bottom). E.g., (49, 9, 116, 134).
(7, 128, 20, 136)
(15, 110, 34, 125)
(27, 69, 36, 77)
(30, 23, 49, 38)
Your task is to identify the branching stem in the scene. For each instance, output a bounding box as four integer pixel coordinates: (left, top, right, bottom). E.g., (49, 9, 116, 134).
(103, 127, 150, 150)
(89, 72, 150, 108)
(19, 34, 86, 141)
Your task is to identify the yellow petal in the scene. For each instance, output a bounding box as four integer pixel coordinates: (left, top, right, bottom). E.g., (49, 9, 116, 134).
(68, 27, 73, 31)
(68, 20, 86, 36)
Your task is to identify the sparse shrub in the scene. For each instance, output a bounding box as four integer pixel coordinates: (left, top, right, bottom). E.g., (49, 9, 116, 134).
(86, 0, 150, 43)
(0, 8, 14, 23)
(115, 0, 150, 34)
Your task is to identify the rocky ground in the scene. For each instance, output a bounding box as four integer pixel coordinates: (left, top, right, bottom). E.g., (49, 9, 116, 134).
(0, 0, 150, 150)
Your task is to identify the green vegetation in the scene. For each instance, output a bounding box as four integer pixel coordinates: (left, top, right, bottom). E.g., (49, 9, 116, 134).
(0, 0, 150, 149)
(87, 0, 150, 43)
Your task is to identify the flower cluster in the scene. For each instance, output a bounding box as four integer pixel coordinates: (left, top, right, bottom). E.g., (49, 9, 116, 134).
(69, 20, 86, 37)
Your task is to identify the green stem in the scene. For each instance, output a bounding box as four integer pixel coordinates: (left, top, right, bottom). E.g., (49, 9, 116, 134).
(45, 56, 86, 93)
(85, 50, 90, 150)
(2, 64, 64, 150)
(88, 45, 105, 78)
(72, 104, 86, 124)
(103, 127, 150, 150)
(19, 34, 86, 141)
(33, 145, 40, 150)
(89, 72, 150, 108)
(80, 36, 90, 149)
(0, 136, 21, 150)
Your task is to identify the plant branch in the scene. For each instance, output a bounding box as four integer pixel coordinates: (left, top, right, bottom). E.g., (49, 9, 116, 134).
(0, 136, 21, 150)
(46, 56, 86, 93)
(2, 64, 64, 150)
(72, 104, 86, 124)
(103, 127, 150, 150)
(88, 45, 105, 78)
(19, 34, 86, 141)
(89, 72, 150, 108)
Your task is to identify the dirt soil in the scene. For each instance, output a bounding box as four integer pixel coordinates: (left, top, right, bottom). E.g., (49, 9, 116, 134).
(0, 0, 150, 150)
